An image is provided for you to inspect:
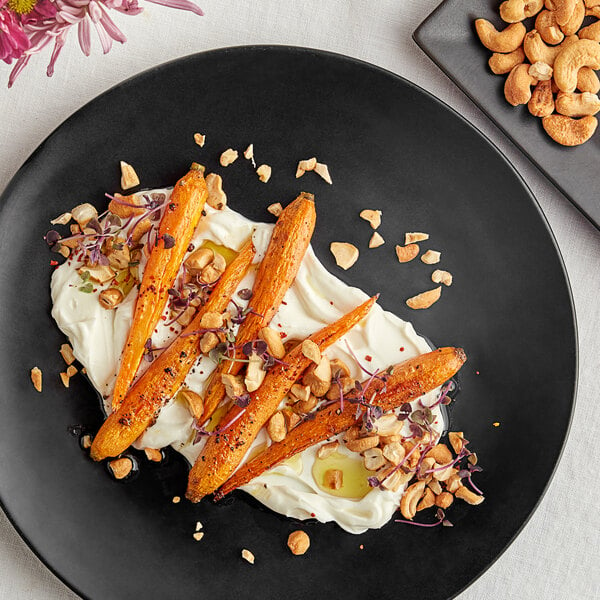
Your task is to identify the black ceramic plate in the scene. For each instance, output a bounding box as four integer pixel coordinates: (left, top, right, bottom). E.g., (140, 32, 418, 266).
(0, 46, 576, 600)
(414, 0, 600, 230)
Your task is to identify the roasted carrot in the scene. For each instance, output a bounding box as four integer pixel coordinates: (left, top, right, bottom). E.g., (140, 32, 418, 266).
(200, 192, 316, 422)
(216, 347, 466, 497)
(111, 163, 208, 410)
(90, 239, 255, 461)
(185, 295, 377, 502)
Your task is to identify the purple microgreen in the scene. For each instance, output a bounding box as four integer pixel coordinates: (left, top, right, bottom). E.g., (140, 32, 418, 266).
(397, 403, 412, 421)
(233, 393, 251, 408)
(106, 214, 122, 229)
(442, 519, 454, 527)
(354, 380, 363, 393)
(161, 233, 176, 249)
(86, 218, 102, 234)
(409, 422, 423, 438)
(367, 476, 381, 488)
(237, 288, 252, 300)
(465, 474, 484, 496)
(469, 464, 483, 473)
(45, 230, 61, 246)
(457, 469, 470, 479)
(395, 508, 446, 528)
(263, 354, 275, 369)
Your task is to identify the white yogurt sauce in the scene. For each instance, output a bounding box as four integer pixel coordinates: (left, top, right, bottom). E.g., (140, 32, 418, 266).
(51, 189, 444, 534)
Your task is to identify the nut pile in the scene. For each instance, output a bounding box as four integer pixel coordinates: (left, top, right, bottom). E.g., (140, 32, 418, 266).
(475, 0, 600, 146)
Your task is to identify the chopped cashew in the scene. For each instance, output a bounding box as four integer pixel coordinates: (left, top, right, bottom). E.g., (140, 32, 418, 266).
(359, 209, 382, 229)
(301, 339, 321, 364)
(395, 244, 419, 263)
(267, 411, 287, 442)
(194, 133, 205, 147)
(60, 343, 75, 365)
(243, 144, 254, 160)
(330, 242, 359, 270)
(220, 149, 239, 167)
(287, 531, 310, 555)
(431, 269, 453, 286)
(406, 286, 442, 310)
(267, 202, 283, 217)
(296, 157, 317, 178)
(144, 448, 163, 462)
(205, 173, 227, 210)
(405, 232, 429, 244)
(50, 212, 71, 225)
(245, 353, 266, 392)
(120, 161, 140, 190)
(241, 549, 255, 564)
(314, 162, 332, 184)
(256, 164, 272, 183)
(369, 232, 385, 248)
(109, 457, 133, 480)
(421, 250, 441, 264)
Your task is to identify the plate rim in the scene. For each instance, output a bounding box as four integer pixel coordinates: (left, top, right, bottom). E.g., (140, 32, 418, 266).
(0, 43, 579, 600)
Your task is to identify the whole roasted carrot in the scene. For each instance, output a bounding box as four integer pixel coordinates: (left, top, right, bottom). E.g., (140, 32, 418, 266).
(111, 163, 208, 410)
(185, 295, 377, 502)
(90, 240, 255, 461)
(200, 192, 316, 423)
(216, 347, 466, 497)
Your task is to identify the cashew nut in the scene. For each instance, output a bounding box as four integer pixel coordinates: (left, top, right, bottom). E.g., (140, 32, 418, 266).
(586, 5, 600, 17)
(400, 481, 427, 520)
(554, 39, 600, 91)
(545, 0, 578, 26)
(500, 0, 544, 22)
(535, 9, 565, 44)
(556, 90, 600, 114)
(505, 63, 538, 105)
(205, 173, 227, 210)
(585, 0, 600, 8)
(559, 0, 585, 35)
(529, 61, 554, 79)
(579, 20, 600, 41)
(475, 19, 527, 52)
(524, 30, 564, 64)
(577, 66, 600, 92)
(489, 47, 526, 74)
(542, 114, 598, 144)
(528, 80, 556, 116)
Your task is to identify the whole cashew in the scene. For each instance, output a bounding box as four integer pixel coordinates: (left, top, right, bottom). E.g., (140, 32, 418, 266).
(560, 0, 585, 35)
(505, 63, 539, 105)
(542, 114, 598, 144)
(584, 0, 600, 8)
(556, 90, 600, 114)
(528, 80, 556, 115)
(500, 0, 545, 22)
(579, 20, 600, 41)
(489, 47, 526, 73)
(524, 30, 567, 63)
(545, 0, 579, 26)
(577, 66, 600, 92)
(586, 6, 600, 16)
(554, 38, 600, 91)
(475, 19, 527, 52)
(535, 9, 565, 44)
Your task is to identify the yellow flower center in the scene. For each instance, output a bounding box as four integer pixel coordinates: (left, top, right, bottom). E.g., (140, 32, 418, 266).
(8, 0, 37, 15)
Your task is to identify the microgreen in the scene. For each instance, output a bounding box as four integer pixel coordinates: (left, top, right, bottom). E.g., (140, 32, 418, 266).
(395, 508, 453, 528)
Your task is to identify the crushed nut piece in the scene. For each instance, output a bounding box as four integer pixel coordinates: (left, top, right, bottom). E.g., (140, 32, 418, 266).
(324, 468, 343, 489)
(382, 441, 405, 465)
(99, 288, 124, 310)
(373, 414, 403, 436)
(30, 367, 42, 392)
(267, 411, 287, 442)
(395, 244, 420, 263)
(417, 487, 436, 511)
(193, 532, 205, 541)
(172, 495, 181, 504)
(78, 264, 115, 285)
(66, 365, 77, 378)
(282, 408, 302, 431)
(109, 457, 133, 480)
(363, 447, 386, 471)
(205, 173, 227, 210)
(59, 343, 75, 366)
(446, 474, 463, 494)
(359, 209, 382, 229)
(256, 164, 272, 183)
(81, 434, 92, 449)
(405, 232, 429, 244)
(400, 480, 427, 520)
(195, 521, 203, 531)
(369, 232, 385, 248)
(293, 393, 318, 414)
(346, 435, 380, 453)
(314, 162, 332, 184)
(120, 161, 140, 190)
(194, 133, 205, 147)
(421, 250, 441, 264)
(200, 331, 220, 354)
(448, 431, 465, 455)
(241, 549, 255, 564)
(220, 149, 238, 167)
(296, 157, 317, 178)
(432, 269, 453, 286)
(435, 491, 454, 509)
(245, 353, 266, 392)
(302, 356, 331, 397)
(57, 245, 70, 258)
(325, 375, 355, 400)
(301, 339, 321, 364)
(406, 286, 442, 310)
(59, 372, 69, 388)
(316, 440, 339, 459)
(267, 202, 283, 217)
(259, 327, 286, 359)
(221, 374, 247, 399)
(71, 203, 98, 229)
(287, 530, 310, 555)
(427, 479, 443, 496)
(426, 443, 453, 464)
(179, 388, 204, 420)
(455, 486, 485, 505)
(50, 212, 71, 225)
(244, 144, 254, 161)
(144, 448, 162, 462)
(330, 358, 351, 379)
(330, 242, 359, 270)
(290, 383, 311, 403)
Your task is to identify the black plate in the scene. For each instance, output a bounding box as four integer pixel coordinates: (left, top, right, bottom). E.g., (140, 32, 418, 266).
(414, 0, 600, 231)
(0, 46, 576, 600)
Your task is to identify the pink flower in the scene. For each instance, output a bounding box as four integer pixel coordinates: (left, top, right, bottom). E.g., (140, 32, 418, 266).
(0, 1, 30, 64)
(6, 0, 203, 87)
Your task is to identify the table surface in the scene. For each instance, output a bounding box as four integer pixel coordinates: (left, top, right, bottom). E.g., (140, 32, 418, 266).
(1, 1, 599, 599)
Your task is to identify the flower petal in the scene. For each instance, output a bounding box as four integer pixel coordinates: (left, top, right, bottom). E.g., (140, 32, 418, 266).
(98, 5, 127, 43)
(78, 17, 91, 56)
(92, 17, 112, 54)
(143, 0, 203, 17)
(8, 54, 30, 87)
(46, 28, 68, 77)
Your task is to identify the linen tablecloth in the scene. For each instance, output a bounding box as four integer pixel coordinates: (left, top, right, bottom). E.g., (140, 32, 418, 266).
(1, 1, 598, 598)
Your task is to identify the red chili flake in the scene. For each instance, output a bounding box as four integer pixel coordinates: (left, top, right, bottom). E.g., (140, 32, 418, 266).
(365, 355, 372, 362)
(93, 288, 98, 292)
(399, 346, 405, 352)
(476, 370, 480, 375)
(160, 315, 167, 321)
(359, 544, 364, 550)
(310, 512, 316, 517)
(329, 301, 333, 305)
(279, 331, 287, 339)
(50, 260, 58, 266)
(277, 323, 282, 328)
(281, 300, 287, 305)
(169, 327, 175, 332)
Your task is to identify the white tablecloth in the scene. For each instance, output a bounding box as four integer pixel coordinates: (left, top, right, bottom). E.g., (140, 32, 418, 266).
(1, 1, 599, 598)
